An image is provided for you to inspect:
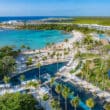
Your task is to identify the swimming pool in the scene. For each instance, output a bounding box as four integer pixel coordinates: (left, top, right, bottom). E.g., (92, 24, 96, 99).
(51, 78, 104, 110)
(98, 34, 110, 41)
(10, 62, 67, 85)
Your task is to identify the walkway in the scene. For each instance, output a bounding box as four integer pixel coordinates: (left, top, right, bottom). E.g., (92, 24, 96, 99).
(57, 58, 110, 103)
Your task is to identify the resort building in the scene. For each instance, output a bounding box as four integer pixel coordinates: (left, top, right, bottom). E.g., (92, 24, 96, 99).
(78, 24, 110, 31)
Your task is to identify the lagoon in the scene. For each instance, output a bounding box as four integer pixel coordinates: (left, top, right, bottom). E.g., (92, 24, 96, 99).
(0, 29, 72, 49)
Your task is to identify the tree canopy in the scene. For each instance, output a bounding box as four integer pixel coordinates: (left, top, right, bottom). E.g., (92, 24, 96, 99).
(0, 93, 37, 110)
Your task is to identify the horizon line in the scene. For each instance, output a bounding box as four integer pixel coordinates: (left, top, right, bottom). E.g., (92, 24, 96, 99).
(0, 16, 110, 17)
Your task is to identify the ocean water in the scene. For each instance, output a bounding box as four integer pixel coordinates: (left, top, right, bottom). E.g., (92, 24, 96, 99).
(0, 16, 71, 22)
(0, 29, 72, 49)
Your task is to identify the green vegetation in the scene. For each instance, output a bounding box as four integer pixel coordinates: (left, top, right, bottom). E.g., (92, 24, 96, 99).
(75, 27, 104, 34)
(42, 56, 47, 61)
(19, 75, 25, 82)
(70, 61, 82, 74)
(0, 93, 39, 110)
(0, 46, 19, 58)
(0, 56, 16, 80)
(86, 98, 95, 110)
(0, 19, 110, 110)
(50, 99, 61, 110)
(18, 24, 75, 32)
(3, 76, 10, 85)
(81, 34, 102, 50)
(18, 24, 104, 34)
(0, 46, 21, 80)
(82, 35, 94, 45)
(42, 94, 49, 101)
(53, 82, 99, 110)
(103, 44, 110, 53)
(61, 86, 71, 110)
(74, 17, 110, 26)
(27, 81, 39, 88)
(80, 53, 99, 59)
(77, 58, 110, 91)
(36, 63, 41, 80)
(21, 45, 31, 50)
(55, 83, 62, 105)
(104, 103, 110, 110)
(75, 53, 99, 59)
(50, 77, 55, 97)
(26, 57, 33, 66)
(70, 96, 80, 110)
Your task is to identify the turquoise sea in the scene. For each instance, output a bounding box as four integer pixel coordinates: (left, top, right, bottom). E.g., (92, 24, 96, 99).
(0, 29, 72, 49)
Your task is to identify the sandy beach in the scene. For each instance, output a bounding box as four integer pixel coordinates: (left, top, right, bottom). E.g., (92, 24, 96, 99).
(22, 30, 84, 55)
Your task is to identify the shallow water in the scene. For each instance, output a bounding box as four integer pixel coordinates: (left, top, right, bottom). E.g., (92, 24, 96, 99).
(0, 29, 72, 49)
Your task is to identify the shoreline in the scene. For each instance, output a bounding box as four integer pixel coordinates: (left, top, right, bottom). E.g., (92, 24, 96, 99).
(22, 30, 84, 55)
(0, 29, 72, 50)
(0, 30, 84, 83)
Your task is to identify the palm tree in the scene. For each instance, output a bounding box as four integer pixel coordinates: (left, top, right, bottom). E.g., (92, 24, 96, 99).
(36, 63, 41, 81)
(20, 75, 25, 82)
(21, 45, 26, 51)
(63, 48, 68, 59)
(19, 75, 25, 87)
(42, 56, 47, 62)
(27, 81, 39, 89)
(95, 59, 106, 91)
(46, 42, 51, 48)
(42, 94, 49, 109)
(55, 84, 62, 103)
(50, 99, 61, 110)
(64, 39, 68, 43)
(62, 86, 70, 110)
(104, 103, 110, 110)
(83, 60, 92, 91)
(26, 57, 33, 66)
(27, 80, 41, 106)
(2, 56, 16, 76)
(3, 76, 10, 88)
(43, 94, 49, 101)
(86, 98, 95, 110)
(56, 53, 60, 72)
(26, 46, 31, 50)
(50, 77, 55, 97)
(83, 35, 93, 45)
(74, 50, 81, 59)
(74, 41, 80, 52)
(70, 96, 80, 110)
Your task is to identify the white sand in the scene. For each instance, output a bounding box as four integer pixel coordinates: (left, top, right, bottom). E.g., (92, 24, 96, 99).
(22, 30, 84, 55)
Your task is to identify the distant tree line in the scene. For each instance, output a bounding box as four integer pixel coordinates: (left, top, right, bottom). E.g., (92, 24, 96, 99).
(17, 24, 105, 34)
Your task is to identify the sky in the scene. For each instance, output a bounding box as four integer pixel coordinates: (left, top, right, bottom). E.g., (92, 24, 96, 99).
(0, 0, 110, 16)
